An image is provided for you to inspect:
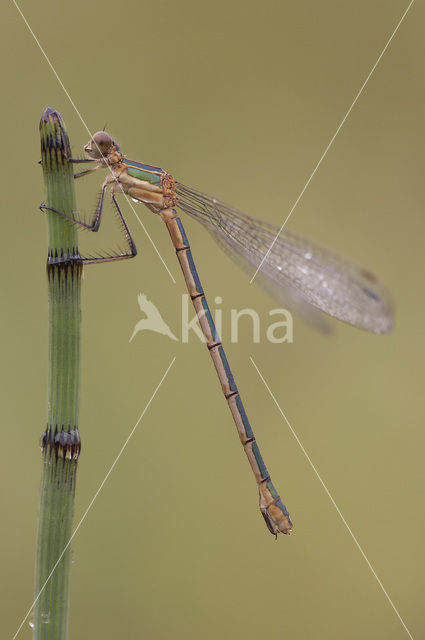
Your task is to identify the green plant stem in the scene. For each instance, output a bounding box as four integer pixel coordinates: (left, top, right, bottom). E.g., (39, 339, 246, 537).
(33, 108, 82, 640)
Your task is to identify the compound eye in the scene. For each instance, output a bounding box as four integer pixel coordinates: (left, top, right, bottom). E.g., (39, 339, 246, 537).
(92, 131, 112, 151)
(84, 131, 113, 158)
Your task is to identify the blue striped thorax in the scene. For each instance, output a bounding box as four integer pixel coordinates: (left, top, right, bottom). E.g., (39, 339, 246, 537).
(124, 158, 164, 185)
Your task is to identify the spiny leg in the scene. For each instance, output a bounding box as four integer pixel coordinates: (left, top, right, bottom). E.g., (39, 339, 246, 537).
(41, 185, 137, 265)
(38, 156, 99, 176)
(68, 156, 104, 180)
(73, 165, 102, 180)
(81, 193, 137, 264)
(40, 182, 107, 232)
(39, 153, 103, 227)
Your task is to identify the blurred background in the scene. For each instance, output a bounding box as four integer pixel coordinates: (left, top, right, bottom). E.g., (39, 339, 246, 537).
(1, 1, 423, 638)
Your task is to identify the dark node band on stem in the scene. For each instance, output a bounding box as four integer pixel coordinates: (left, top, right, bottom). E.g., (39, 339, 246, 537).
(40, 426, 81, 461)
(46, 254, 83, 274)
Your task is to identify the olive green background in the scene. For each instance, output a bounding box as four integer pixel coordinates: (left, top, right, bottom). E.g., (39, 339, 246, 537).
(1, 1, 423, 638)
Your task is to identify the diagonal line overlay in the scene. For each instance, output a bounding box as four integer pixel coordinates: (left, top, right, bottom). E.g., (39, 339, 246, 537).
(250, 0, 415, 283)
(250, 356, 414, 640)
(12, 0, 176, 283)
(13, 357, 176, 640)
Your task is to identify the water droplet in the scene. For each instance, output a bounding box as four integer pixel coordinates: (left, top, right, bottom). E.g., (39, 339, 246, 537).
(131, 198, 139, 203)
(29, 621, 34, 629)
(304, 252, 312, 260)
(277, 266, 282, 271)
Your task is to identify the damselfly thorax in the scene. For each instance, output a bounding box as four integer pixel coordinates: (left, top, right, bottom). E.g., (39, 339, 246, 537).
(95, 145, 178, 212)
(41, 128, 393, 536)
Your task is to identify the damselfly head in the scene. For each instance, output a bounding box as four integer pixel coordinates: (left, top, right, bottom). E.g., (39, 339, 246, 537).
(84, 131, 118, 159)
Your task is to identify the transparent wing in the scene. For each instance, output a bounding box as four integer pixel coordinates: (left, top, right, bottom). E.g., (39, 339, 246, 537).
(175, 183, 393, 334)
(206, 222, 333, 333)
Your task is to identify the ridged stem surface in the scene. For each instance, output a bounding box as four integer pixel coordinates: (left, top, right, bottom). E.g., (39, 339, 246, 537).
(33, 108, 82, 640)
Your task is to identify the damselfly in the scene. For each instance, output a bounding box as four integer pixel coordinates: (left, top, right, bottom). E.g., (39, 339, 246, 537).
(41, 131, 393, 536)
